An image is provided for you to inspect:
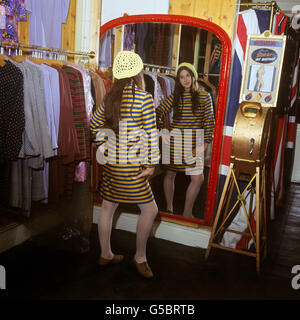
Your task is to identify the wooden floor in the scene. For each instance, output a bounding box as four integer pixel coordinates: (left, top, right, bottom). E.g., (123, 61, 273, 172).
(0, 184, 300, 300)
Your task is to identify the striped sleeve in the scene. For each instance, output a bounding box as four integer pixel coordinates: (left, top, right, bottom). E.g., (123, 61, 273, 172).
(141, 93, 160, 166)
(89, 103, 108, 146)
(156, 93, 174, 118)
(201, 92, 215, 143)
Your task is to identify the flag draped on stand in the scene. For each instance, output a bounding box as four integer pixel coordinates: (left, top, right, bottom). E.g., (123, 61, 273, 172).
(219, 9, 291, 249)
(219, 9, 269, 178)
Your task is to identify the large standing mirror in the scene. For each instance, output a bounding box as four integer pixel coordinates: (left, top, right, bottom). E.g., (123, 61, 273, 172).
(96, 14, 231, 226)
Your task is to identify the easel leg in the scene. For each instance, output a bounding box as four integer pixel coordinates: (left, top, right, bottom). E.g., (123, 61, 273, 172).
(205, 164, 233, 260)
(256, 166, 261, 273)
(263, 164, 267, 258)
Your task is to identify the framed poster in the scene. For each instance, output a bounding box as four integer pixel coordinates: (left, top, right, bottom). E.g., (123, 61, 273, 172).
(239, 31, 286, 107)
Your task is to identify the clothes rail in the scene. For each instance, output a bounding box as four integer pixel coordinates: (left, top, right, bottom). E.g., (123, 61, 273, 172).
(0, 40, 95, 59)
(144, 63, 176, 75)
(238, 1, 282, 31)
(144, 63, 175, 70)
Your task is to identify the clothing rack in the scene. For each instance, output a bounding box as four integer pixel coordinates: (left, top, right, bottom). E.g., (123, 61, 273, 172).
(144, 63, 175, 74)
(239, 1, 282, 31)
(0, 40, 95, 59)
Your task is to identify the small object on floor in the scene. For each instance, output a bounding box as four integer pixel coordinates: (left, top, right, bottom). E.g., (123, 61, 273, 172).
(98, 254, 124, 266)
(134, 259, 154, 279)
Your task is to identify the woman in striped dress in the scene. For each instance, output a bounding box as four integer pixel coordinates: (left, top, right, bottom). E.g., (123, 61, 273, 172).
(90, 51, 160, 278)
(156, 62, 215, 219)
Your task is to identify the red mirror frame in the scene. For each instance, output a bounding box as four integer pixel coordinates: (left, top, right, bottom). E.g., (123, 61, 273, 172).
(99, 14, 232, 226)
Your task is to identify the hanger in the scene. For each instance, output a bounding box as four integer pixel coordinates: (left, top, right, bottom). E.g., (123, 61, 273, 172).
(0, 54, 6, 67)
(0, 46, 6, 66)
(45, 53, 66, 68)
(77, 56, 90, 69)
(88, 61, 97, 72)
(10, 47, 26, 63)
(27, 49, 46, 65)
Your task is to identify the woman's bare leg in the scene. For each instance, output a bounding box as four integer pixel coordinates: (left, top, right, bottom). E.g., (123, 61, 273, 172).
(98, 199, 119, 259)
(183, 174, 204, 218)
(163, 170, 176, 212)
(135, 200, 158, 263)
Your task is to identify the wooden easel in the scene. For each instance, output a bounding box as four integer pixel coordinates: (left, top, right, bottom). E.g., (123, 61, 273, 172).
(205, 160, 267, 273)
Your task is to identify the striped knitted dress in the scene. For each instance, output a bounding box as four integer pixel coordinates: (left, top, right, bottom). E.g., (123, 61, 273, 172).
(90, 84, 160, 204)
(156, 90, 215, 173)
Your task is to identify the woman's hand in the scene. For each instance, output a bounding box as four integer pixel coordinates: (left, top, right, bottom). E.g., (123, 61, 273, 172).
(192, 143, 208, 156)
(95, 143, 106, 165)
(134, 167, 155, 180)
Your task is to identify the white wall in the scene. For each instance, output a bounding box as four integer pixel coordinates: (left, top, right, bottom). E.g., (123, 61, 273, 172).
(101, 0, 170, 26)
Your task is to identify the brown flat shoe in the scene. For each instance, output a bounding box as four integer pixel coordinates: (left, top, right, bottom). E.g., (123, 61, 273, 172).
(98, 254, 124, 266)
(134, 259, 153, 278)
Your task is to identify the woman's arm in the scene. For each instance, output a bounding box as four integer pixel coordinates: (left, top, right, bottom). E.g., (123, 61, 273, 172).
(202, 92, 215, 144)
(155, 94, 174, 118)
(89, 103, 108, 146)
(141, 93, 160, 169)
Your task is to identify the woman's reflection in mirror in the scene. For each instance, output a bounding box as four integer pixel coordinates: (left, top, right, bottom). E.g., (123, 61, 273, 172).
(156, 63, 215, 219)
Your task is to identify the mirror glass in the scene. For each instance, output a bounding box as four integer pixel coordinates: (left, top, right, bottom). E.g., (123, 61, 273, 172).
(97, 17, 230, 224)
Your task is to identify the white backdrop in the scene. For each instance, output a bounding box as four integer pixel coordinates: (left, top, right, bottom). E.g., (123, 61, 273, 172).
(101, 0, 170, 26)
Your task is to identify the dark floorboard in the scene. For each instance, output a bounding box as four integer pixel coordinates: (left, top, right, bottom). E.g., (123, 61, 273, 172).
(1, 184, 300, 301)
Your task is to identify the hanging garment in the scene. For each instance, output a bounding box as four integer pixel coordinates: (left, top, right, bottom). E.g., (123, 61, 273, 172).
(9, 158, 32, 215)
(1, 56, 94, 214)
(52, 66, 80, 164)
(96, 70, 112, 92)
(8, 59, 39, 159)
(39, 63, 60, 202)
(47, 66, 80, 204)
(209, 41, 222, 74)
(65, 64, 94, 183)
(25, 0, 70, 48)
(66, 63, 94, 119)
(143, 71, 164, 108)
(90, 69, 106, 108)
(123, 24, 136, 51)
(156, 74, 175, 126)
(135, 23, 150, 62)
(152, 23, 172, 67)
(8, 60, 55, 212)
(0, 60, 24, 160)
(61, 65, 91, 199)
(99, 28, 114, 68)
(62, 65, 91, 163)
(40, 63, 61, 156)
(0, 0, 27, 43)
(22, 60, 54, 166)
(179, 26, 197, 65)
